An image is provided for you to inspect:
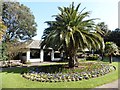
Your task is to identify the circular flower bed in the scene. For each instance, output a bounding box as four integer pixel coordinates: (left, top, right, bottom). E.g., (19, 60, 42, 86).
(22, 63, 116, 82)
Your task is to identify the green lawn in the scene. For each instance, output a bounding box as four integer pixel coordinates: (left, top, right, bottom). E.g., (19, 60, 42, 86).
(1, 62, 119, 88)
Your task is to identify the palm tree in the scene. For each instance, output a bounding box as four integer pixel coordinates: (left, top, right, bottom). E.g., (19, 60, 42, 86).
(97, 22, 111, 42)
(41, 2, 104, 68)
(105, 42, 119, 63)
(97, 22, 108, 37)
(97, 22, 109, 60)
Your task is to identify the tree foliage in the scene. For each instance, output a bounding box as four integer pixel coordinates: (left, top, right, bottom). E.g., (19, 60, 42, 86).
(0, 21, 7, 41)
(97, 22, 111, 42)
(1, 2, 37, 61)
(107, 28, 120, 47)
(105, 42, 119, 63)
(5, 41, 28, 60)
(0, 21, 7, 60)
(97, 22, 108, 35)
(2, 2, 37, 42)
(41, 2, 104, 68)
(105, 42, 119, 55)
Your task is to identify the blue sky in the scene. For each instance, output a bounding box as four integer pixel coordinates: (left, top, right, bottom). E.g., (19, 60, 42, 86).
(19, 0, 119, 40)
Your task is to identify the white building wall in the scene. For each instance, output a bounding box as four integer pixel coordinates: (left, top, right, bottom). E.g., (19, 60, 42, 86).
(22, 49, 61, 62)
(51, 49, 54, 61)
(26, 49, 43, 62)
(26, 50, 30, 62)
(51, 50, 61, 61)
(28, 59, 41, 62)
(40, 49, 44, 62)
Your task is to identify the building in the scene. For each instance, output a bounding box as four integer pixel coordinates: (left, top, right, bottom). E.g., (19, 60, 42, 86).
(20, 40, 62, 63)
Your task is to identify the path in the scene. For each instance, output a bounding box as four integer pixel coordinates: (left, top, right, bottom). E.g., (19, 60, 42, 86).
(91, 79, 119, 90)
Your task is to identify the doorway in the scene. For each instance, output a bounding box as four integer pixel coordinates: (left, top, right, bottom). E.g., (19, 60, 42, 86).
(44, 49, 52, 61)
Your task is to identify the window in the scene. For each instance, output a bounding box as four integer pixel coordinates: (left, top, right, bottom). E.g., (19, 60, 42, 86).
(22, 53, 26, 56)
(30, 49, 40, 59)
(54, 52, 61, 58)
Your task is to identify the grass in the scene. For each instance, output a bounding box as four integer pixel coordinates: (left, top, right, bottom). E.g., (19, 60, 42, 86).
(21, 62, 109, 74)
(1, 61, 119, 88)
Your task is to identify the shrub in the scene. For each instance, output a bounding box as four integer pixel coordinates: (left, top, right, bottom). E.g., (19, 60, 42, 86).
(86, 54, 99, 60)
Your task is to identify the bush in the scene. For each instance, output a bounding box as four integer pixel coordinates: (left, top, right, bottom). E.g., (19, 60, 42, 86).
(2, 61, 23, 68)
(86, 54, 99, 60)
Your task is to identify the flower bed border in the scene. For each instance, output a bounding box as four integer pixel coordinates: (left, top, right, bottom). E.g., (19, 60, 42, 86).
(22, 64, 116, 83)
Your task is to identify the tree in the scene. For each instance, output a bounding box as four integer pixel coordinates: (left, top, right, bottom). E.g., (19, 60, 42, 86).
(97, 22, 111, 41)
(2, 2, 37, 42)
(0, 21, 7, 60)
(107, 28, 120, 47)
(105, 42, 119, 63)
(97, 22, 111, 60)
(5, 41, 28, 61)
(0, 21, 7, 41)
(41, 2, 104, 68)
(2, 2, 37, 62)
(97, 22, 108, 36)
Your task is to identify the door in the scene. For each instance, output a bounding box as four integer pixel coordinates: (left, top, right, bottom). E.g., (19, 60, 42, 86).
(44, 49, 52, 61)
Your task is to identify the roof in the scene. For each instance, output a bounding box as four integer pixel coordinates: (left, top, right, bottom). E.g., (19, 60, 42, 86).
(26, 40, 41, 49)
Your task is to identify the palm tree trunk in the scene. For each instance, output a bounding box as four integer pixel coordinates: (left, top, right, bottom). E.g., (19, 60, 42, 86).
(69, 56, 75, 68)
(109, 54, 112, 63)
(101, 53, 104, 61)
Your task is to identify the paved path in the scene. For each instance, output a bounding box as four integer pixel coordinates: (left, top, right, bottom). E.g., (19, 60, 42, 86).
(91, 79, 119, 90)
(96, 79, 119, 88)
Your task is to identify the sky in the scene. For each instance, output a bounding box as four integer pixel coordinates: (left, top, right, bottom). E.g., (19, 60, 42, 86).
(18, 0, 119, 40)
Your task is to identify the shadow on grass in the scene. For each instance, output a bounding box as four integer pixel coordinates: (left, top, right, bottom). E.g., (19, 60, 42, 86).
(1, 64, 65, 74)
(102, 57, 120, 62)
(1, 56, 119, 74)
